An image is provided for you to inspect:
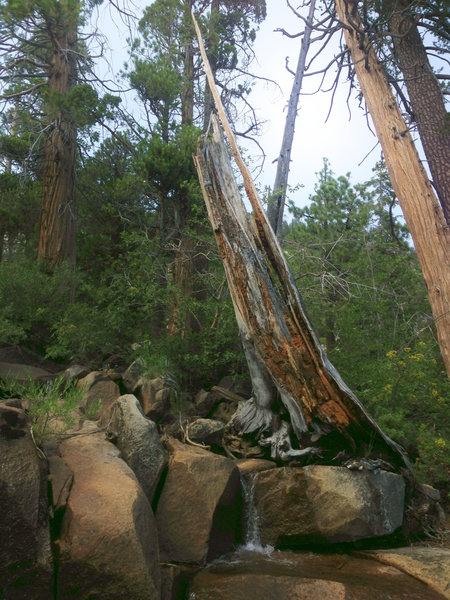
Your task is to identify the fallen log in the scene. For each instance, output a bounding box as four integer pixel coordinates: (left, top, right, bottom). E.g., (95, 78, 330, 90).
(191, 12, 409, 471)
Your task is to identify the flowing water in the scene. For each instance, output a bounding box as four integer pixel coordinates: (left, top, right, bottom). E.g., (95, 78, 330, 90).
(239, 473, 274, 555)
(187, 474, 446, 600)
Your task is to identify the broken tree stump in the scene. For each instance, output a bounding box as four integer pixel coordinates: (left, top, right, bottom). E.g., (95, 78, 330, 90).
(194, 116, 409, 470)
(191, 10, 409, 471)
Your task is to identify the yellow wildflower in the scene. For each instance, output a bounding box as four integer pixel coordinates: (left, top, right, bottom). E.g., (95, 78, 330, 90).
(434, 438, 446, 449)
(386, 350, 397, 359)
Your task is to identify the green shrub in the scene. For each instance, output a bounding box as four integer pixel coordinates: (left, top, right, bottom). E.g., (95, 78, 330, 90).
(0, 375, 86, 445)
(0, 258, 73, 351)
(361, 339, 449, 489)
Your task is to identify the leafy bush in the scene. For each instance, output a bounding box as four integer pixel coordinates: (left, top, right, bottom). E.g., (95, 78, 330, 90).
(361, 339, 449, 490)
(0, 375, 86, 444)
(0, 259, 73, 352)
(131, 291, 246, 393)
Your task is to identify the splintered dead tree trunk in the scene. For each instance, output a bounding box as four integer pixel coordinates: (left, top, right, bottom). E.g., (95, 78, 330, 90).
(38, 2, 77, 267)
(202, 0, 219, 133)
(192, 10, 409, 467)
(194, 115, 409, 467)
(334, 0, 450, 377)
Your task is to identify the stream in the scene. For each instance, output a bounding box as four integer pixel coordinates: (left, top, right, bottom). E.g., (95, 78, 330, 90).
(186, 474, 446, 600)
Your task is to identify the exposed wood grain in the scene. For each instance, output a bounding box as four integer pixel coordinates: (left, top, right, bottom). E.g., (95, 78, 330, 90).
(194, 115, 409, 467)
(334, 0, 450, 376)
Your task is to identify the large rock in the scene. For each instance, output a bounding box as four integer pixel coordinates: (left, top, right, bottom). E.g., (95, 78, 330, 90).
(57, 422, 161, 600)
(122, 360, 143, 393)
(194, 376, 251, 420)
(160, 564, 195, 600)
(191, 573, 347, 600)
(365, 546, 450, 598)
(404, 483, 446, 536)
(156, 439, 241, 564)
(108, 394, 168, 503)
(236, 458, 276, 477)
(187, 418, 225, 446)
(0, 403, 53, 599)
(136, 377, 172, 422)
(188, 550, 447, 600)
(62, 364, 90, 382)
(253, 465, 405, 546)
(0, 362, 53, 382)
(77, 371, 120, 423)
(48, 454, 74, 515)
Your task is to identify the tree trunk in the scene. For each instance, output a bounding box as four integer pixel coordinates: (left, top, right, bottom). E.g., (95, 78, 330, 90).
(167, 231, 201, 338)
(1, 103, 17, 262)
(267, 0, 316, 236)
(388, 0, 450, 225)
(168, 1, 207, 339)
(192, 10, 411, 466)
(194, 114, 409, 467)
(334, 0, 450, 377)
(38, 1, 77, 268)
(181, 0, 195, 125)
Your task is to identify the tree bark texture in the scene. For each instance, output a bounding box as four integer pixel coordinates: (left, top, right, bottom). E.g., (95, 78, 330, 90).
(388, 0, 450, 225)
(38, 2, 77, 267)
(182, 0, 195, 125)
(267, 0, 316, 236)
(334, 0, 450, 377)
(194, 115, 409, 467)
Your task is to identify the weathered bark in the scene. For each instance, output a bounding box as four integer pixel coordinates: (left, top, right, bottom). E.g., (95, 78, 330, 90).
(168, 0, 199, 337)
(388, 0, 450, 225)
(192, 10, 411, 466)
(267, 0, 316, 236)
(334, 0, 450, 377)
(181, 0, 195, 125)
(194, 114, 409, 467)
(38, 1, 77, 267)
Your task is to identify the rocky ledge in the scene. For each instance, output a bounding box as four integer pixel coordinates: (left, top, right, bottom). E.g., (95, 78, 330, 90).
(0, 358, 448, 599)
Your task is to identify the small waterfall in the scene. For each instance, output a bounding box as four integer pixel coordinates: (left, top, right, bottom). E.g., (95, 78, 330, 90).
(240, 473, 274, 555)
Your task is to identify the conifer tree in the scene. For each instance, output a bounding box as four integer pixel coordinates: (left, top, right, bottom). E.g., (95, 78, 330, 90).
(126, 0, 266, 337)
(0, 0, 121, 267)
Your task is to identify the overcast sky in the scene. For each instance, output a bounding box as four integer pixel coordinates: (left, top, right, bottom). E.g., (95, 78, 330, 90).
(249, 1, 385, 205)
(94, 0, 384, 208)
